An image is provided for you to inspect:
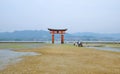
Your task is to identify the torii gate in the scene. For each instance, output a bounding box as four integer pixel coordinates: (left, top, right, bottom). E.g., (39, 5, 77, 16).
(48, 28, 67, 44)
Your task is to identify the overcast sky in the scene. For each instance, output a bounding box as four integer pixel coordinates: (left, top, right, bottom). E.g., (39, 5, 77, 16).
(0, 0, 120, 33)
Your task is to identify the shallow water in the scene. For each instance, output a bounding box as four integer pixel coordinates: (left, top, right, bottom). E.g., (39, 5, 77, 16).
(0, 49, 39, 70)
(87, 47, 120, 52)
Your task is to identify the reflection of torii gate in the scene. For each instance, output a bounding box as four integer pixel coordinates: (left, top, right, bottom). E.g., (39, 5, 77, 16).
(48, 28, 67, 44)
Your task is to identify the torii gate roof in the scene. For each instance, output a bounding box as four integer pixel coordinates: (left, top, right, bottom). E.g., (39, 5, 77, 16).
(48, 28, 67, 31)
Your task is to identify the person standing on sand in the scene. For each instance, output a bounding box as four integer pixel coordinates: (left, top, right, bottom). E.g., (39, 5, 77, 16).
(80, 41, 83, 47)
(77, 41, 83, 47)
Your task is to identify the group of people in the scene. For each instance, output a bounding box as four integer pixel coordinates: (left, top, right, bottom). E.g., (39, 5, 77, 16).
(73, 41, 83, 47)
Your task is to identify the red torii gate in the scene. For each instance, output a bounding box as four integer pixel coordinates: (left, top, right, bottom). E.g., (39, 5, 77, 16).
(48, 28, 67, 44)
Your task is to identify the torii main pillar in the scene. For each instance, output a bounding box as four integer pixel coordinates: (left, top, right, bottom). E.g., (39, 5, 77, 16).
(48, 28, 67, 44)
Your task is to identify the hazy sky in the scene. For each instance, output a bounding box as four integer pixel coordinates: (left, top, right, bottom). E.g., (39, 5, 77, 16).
(0, 0, 120, 33)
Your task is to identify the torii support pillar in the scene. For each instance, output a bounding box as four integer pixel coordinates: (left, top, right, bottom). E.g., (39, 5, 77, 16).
(48, 28, 67, 44)
(52, 34, 54, 44)
(61, 34, 64, 44)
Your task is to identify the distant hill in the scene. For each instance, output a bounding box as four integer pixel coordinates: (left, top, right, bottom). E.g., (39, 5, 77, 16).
(0, 30, 120, 41)
(0, 30, 51, 41)
(72, 32, 120, 41)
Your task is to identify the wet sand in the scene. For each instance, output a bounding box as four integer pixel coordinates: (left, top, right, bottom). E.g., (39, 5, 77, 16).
(0, 44, 120, 74)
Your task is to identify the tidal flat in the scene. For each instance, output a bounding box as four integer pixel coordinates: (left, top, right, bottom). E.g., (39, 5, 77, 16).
(0, 43, 120, 74)
(0, 42, 46, 49)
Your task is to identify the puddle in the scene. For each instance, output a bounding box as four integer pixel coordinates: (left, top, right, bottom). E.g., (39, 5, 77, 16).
(87, 47, 120, 52)
(0, 49, 39, 70)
